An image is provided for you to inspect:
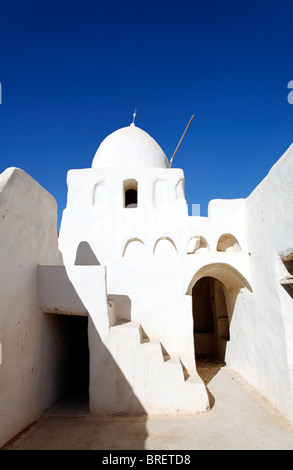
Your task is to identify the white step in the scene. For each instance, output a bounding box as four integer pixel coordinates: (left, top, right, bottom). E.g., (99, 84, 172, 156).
(102, 319, 210, 415)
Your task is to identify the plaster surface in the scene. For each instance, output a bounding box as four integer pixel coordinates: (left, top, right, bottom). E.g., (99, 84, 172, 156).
(0, 168, 63, 448)
(57, 125, 293, 422)
(230, 144, 293, 422)
(3, 362, 293, 450)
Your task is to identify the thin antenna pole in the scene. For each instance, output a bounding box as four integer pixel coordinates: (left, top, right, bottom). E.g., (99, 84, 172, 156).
(169, 115, 194, 168)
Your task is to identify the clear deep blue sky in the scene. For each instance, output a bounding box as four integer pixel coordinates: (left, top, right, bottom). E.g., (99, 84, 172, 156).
(0, 0, 292, 229)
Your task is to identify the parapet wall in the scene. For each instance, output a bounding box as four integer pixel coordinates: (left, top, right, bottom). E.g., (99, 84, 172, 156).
(243, 144, 293, 422)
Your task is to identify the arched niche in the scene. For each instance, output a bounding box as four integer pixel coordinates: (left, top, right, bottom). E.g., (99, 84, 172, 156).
(123, 238, 146, 258)
(187, 236, 209, 254)
(153, 178, 168, 207)
(92, 180, 107, 207)
(153, 237, 177, 257)
(175, 178, 185, 200)
(217, 233, 241, 252)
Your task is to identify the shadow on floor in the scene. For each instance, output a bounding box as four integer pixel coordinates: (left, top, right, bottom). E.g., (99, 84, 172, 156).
(196, 356, 225, 409)
(46, 389, 90, 417)
(2, 389, 149, 450)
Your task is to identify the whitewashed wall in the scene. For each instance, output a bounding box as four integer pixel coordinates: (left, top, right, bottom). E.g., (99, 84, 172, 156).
(0, 168, 63, 447)
(229, 144, 293, 422)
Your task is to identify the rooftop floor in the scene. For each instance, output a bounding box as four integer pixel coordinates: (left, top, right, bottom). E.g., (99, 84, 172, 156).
(3, 360, 293, 451)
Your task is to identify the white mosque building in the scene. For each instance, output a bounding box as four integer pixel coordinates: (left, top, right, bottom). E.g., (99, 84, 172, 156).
(0, 120, 293, 446)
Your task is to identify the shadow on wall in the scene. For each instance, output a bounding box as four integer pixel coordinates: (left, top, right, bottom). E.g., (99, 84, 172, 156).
(75, 242, 100, 266)
(195, 357, 224, 409)
(88, 318, 147, 419)
(37, 271, 148, 450)
(282, 285, 293, 299)
(281, 255, 293, 299)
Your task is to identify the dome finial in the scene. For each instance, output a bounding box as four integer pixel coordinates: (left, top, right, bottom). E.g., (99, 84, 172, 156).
(131, 108, 137, 126)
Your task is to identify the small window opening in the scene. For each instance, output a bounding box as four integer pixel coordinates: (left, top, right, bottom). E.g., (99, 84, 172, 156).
(124, 179, 138, 208)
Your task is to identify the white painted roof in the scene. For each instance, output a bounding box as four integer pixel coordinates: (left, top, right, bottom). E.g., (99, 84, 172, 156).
(92, 124, 169, 169)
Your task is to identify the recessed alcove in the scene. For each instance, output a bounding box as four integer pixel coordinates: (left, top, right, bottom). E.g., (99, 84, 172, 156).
(217, 234, 241, 252)
(124, 179, 138, 208)
(187, 236, 209, 254)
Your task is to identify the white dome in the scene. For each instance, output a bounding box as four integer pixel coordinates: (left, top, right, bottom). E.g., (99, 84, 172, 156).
(92, 124, 169, 169)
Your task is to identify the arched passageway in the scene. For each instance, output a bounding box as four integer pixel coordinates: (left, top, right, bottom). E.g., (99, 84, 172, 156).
(187, 264, 252, 405)
(186, 263, 252, 372)
(192, 277, 229, 362)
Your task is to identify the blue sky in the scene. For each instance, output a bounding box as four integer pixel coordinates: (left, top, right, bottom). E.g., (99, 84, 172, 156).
(0, 0, 292, 229)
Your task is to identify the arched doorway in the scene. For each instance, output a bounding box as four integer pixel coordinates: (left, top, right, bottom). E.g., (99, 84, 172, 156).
(192, 277, 229, 363)
(186, 264, 252, 401)
(186, 263, 252, 375)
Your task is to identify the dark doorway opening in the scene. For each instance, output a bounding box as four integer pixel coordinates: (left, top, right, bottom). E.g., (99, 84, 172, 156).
(56, 315, 89, 415)
(68, 315, 89, 393)
(192, 277, 230, 407)
(192, 276, 229, 363)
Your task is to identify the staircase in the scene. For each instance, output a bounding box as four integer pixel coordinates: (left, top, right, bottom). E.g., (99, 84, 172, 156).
(94, 319, 210, 415)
